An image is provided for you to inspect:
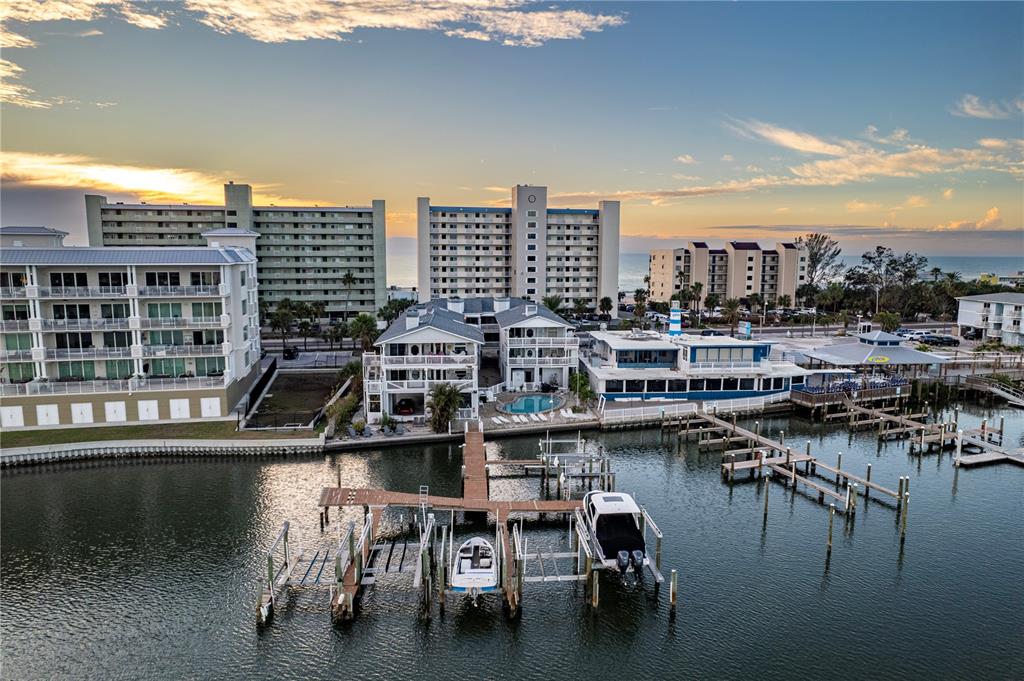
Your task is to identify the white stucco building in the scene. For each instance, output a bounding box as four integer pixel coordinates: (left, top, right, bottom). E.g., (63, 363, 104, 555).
(956, 292, 1024, 346)
(496, 302, 577, 392)
(417, 185, 619, 316)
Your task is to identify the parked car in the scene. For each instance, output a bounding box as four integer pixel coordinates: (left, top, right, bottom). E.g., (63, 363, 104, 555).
(923, 335, 960, 347)
(894, 327, 914, 337)
(901, 329, 929, 340)
(701, 329, 724, 336)
(962, 328, 982, 340)
(395, 398, 416, 416)
(282, 347, 300, 360)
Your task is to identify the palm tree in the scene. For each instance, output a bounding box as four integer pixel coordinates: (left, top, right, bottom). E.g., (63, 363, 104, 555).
(348, 313, 379, 351)
(675, 270, 686, 303)
(427, 382, 464, 433)
(311, 301, 326, 324)
(723, 298, 742, 336)
(270, 305, 295, 349)
(572, 298, 588, 318)
(703, 292, 720, 322)
(777, 294, 792, 310)
(689, 281, 703, 328)
(542, 295, 563, 313)
(298, 319, 312, 350)
(341, 271, 356, 320)
(633, 288, 648, 329)
(599, 296, 613, 320)
(747, 292, 764, 315)
(929, 267, 943, 283)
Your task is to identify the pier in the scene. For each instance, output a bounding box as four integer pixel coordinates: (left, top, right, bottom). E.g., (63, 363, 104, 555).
(954, 422, 1024, 468)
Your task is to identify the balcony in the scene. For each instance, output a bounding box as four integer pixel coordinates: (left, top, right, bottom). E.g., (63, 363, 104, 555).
(0, 287, 27, 299)
(685, 360, 769, 372)
(142, 344, 225, 357)
(37, 286, 128, 299)
(41, 318, 131, 331)
(380, 354, 477, 366)
(385, 379, 474, 392)
(507, 355, 575, 366)
(44, 347, 133, 360)
(137, 316, 226, 329)
(138, 284, 225, 297)
(0, 375, 227, 397)
(506, 336, 580, 347)
(0, 320, 31, 331)
(0, 349, 34, 361)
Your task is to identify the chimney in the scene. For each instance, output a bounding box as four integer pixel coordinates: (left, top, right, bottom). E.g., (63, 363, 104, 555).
(494, 297, 511, 313)
(525, 304, 537, 315)
(448, 298, 464, 314)
(405, 309, 420, 330)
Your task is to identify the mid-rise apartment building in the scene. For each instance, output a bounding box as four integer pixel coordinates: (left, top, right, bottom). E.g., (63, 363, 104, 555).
(85, 182, 386, 320)
(956, 292, 1024, 346)
(649, 241, 806, 304)
(0, 228, 261, 429)
(417, 185, 619, 317)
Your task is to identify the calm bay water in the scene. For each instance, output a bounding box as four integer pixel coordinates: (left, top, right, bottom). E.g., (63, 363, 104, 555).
(3, 402, 1023, 680)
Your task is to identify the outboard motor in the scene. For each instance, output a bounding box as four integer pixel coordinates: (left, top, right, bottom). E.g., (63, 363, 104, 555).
(631, 550, 645, 577)
(616, 550, 630, 575)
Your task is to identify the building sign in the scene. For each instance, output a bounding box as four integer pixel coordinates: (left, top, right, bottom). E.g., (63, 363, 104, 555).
(739, 321, 752, 338)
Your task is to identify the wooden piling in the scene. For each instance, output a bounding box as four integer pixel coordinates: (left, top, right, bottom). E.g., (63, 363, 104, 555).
(865, 464, 872, 498)
(827, 503, 835, 555)
(763, 479, 769, 523)
(669, 569, 678, 610)
(591, 571, 600, 609)
(900, 493, 909, 544)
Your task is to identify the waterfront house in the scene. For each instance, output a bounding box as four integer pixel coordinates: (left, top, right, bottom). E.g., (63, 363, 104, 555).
(496, 302, 577, 391)
(581, 329, 808, 402)
(956, 292, 1024, 346)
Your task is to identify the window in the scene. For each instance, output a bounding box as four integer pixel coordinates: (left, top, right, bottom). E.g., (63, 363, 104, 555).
(526, 266, 536, 273)
(105, 360, 133, 379)
(190, 271, 221, 286)
(527, 244, 537, 251)
(52, 304, 90, 320)
(526, 288, 537, 295)
(192, 330, 224, 346)
(668, 379, 688, 392)
(0, 272, 26, 288)
(98, 272, 128, 287)
(625, 380, 645, 393)
(527, 233, 537, 240)
(55, 332, 93, 350)
(191, 302, 222, 318)
(195, 357, 225, 376)
(740, 378, 755, 391)
(527, 256, 537, 262)
(57, 361, 95, 380)
(705, 378, 722, 391)
(527, 221, 537, 229)
(526, 277, 536, 284)
(240, 270, 247, 287)
(149, 358, 185, 377)
(49, 272, 88, 287)
(723, 377, 739, 391)
(101, 304, 130, 319)
(148, 303, 182, 318)
(689, 378, 705, 391)
(605, 380, 623, 393)
(6, 362, 34, 382)
(3, 334, 32, 351)
(1, 304, 29, 321)
(102, 332, 131, 348)
(527, 210, 537, 217)
(144, 272, 181, 287)
(148, 330, 183, 346)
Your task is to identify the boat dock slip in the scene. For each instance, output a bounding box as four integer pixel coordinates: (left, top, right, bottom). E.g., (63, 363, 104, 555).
(955, 425, 1024, 468)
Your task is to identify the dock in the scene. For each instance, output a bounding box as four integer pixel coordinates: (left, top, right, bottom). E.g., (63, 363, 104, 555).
(954, 423, 1024, 468)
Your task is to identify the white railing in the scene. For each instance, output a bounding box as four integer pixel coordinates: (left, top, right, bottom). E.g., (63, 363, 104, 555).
(506, 336, 580, 347)
(506, 356, 575, 366)
(0, 320, 31, 331)
(37, 286, 128, 298)
(0, 287, 27, 298)
(0, 375, 227, 396)
(142, 344, 225, 357)
(41, 318, 131, 331)
(138, 316, 224, 329)
(365, 380, 382, 394)
(384, 379, 474, 391)
(44, 347, 133, 360)
(702, 392, 790, 413)
(380, 354, 476, 366)
(602, 401, 697, 424)
(137, 285, 221, 297)
(685, 360, 766, 371)
(0, 349, 33, 361)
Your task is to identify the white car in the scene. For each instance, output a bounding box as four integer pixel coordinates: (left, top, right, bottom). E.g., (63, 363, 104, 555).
(902, 329, 929, 340)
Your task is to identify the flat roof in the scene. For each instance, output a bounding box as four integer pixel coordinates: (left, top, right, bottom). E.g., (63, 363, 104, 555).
(956, 292, 1024, 304)
(0, 226, 68, 236)
(590, 331, 681, 351)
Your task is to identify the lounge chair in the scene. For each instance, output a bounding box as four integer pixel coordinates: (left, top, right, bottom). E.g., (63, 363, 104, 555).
(529, 413, 541, 423)
(347, 426, 358, 439)
(561, 409, 572, 418)
(492, 417, 503, 426)
(537, 413, 548, 422)
(394, 423, 406, 435)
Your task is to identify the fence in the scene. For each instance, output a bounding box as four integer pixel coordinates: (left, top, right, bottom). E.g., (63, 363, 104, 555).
(246, 359, 278, 415)
(601, 401, 698, 425)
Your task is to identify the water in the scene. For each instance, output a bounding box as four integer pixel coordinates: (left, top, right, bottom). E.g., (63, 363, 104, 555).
(3, 402, 1023, 680)
(503, 394, 558, 414)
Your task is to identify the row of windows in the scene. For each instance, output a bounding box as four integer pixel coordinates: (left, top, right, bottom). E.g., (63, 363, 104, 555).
(605, 377, 789, 393)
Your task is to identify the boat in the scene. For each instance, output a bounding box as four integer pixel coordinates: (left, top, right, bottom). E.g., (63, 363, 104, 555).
(582, 491, 647, 577)
(449, 537, 499, 599)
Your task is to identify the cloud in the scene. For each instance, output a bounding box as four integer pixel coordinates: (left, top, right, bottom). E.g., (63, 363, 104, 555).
(846, 199, 882, 213)
(744, 165, 763, 173)
(773, 207, 790, 214)
(720, 154, 734, 162)
(863, 125, 913, 146)
(0, 59, 50, 108)
(671, 174, 700, 181)
(1, 151, 321, 205)
(118, 5, 169, 30)
(977, 138, 1009, 149)
(943, 188, 955, 200)
(674, 154, 698, 165)
(934, 207, 1004, 231)
(950, 94, 1017, 119)
(184, 0, 624, 47)
(728, 118, 849, 156)
(902, 195, 928, 209)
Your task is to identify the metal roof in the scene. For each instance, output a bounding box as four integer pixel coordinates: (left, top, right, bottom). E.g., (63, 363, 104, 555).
(201, 228, 260, 236)
(801, 341, 947, 366)
(730, 241, 762, 250)
(494, 304, 572, 328)
(0, 226, 69, 236)
(0, 247, 255, 266)
(857, 330, 905, 344)
(376, 305, 485, 345)
(956, 292, 1024, 305)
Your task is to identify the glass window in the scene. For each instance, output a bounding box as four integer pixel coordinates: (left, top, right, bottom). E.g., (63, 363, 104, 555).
(144, 272, 181, 287)
(149, 358, 185, 377)
(723, 377, 739, 391)
(625, 380, 645, 393)
(6, 362, 34, 382)
(191, 302, 222, 318)
(55, 332, 93, 349)
(57, 361, 95, 380)
(668, 379, 688, 392)
(105, 360, 133, 379)
(646, 379, 666, 393)
(0, 272, 26, 288)
(192, 330, 224, 346)
(103, 331, 131, 348)
(705, 378, 722, 391)
(689, 379, 705, 391)
(49, 272, 88, 287)
(740, 378, 755, 390)
(148, 303, 182, 318)
(190, 271, 221, 286)
(98, 272, 128, 287)
(3, 333, 32, 350)
(605, 380, 623, 393)
(52, 304, 90, 320)
(1, 305, 29, 321)
(195, 357, 225, 376)
(101, 304, 130, 319)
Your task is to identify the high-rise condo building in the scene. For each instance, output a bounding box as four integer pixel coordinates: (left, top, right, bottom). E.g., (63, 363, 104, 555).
(85, 183, 386, 320)
(648, 241, 807, 305)
(417, 185, 620, 317)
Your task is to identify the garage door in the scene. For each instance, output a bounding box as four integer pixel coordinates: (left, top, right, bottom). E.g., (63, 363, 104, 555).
(104, 401, 127, 423)
(36, 404, 60, 426)
(200, 397, 222, 418)
(1, 406, 24, 428)
(169, 399, 190, 420)
(138, 400, 159, 421)
(71, 403, 94, 424)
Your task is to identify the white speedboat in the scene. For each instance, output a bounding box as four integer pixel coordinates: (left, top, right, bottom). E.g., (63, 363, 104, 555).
(582, 491, 647, 576)
(450, 537, 499, 598)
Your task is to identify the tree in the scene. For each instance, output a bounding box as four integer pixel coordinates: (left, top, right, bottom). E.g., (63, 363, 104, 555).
(599, 296, 613, 319)
(703, 293, 720, 322)
(929, 267, 943, 283)
(747, 292, 764, 315)
(874, 311, 901, 332)
(569, 371, 595, 407)
(796, 283, 820, 308)
(817, 281, 845, 312)
(675, 270, 687, 302)
(723, 298, 742, 336)
(572, 298, 589, 318)
(542, 294, 563, 313)
(348, 313, 379, 351)
(794, 232, 844, 287)
(690, 281, 703, 328)
(342, 271, 357, 320)
(298, 320, 313, 350)
(378, 298, 414, 323)
(777, 294, 792, 310)
(426, 382, 464, 433)
(633, 288, 648, 328)
(270, 305, 295, 349)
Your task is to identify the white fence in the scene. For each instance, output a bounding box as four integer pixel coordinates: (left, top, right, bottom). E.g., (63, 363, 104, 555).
(702, 392, 790, 413)
(601, 401, 698, 425)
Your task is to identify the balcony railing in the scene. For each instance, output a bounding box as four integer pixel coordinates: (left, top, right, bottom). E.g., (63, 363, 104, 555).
(506, 355, 575, 366)
(380, 354, 476, 366)
(0, 349, 34, 361)
(142, 344, 225, 357)
(384, 379, 474, 392)
(44, 347, 133, 360)
(41, 318, 131, 331)
(684, 360, 769, 372)
(138, 316, 225, 329)
(506, 336, 579, 347)
(0, 375, 227, 397)
(37, 286, 128, 298)
(0, 320, 31, 331)
(138, 285, 223, 297)
(0, 287, 27, 299)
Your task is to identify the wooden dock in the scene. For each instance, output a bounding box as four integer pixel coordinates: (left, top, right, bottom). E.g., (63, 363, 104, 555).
(955, 425, 1024, 468)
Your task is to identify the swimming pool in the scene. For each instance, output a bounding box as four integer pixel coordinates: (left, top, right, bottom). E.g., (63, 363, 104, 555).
(502, 394, 561, 414)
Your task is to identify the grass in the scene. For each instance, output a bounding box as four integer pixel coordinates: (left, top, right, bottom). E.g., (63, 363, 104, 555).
(253, 373, 340, 415)
(0, 420, 311, 449)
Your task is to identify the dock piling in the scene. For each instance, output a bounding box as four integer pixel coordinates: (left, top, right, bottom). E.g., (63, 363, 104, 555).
(762, 479, 769, 523)
(900, 493, 909, 544)
(669, 569, 678, 611)
(827, 503, 835, 555)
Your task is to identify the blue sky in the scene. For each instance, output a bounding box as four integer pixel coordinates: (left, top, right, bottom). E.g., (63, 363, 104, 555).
(2, 1, 1022, 259)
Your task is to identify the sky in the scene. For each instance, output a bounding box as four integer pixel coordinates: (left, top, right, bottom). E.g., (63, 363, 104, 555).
(2, 1, 1023, 262)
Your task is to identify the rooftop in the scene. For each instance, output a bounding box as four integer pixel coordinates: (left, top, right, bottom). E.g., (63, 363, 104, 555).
(0, 246, 255, 266)
(376, 304, 485, 345)
(494, 304, 572, 328)
(956, 292, 1024, 305)
(0, 226, 69, 236)
(801, 340, 947, 367)
(730, 241, 762, 250)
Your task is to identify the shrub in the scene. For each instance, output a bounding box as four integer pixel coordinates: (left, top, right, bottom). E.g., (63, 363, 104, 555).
(353, 419, 366, 433)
